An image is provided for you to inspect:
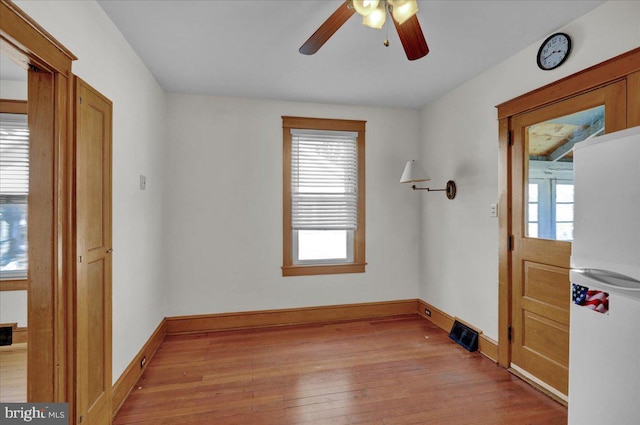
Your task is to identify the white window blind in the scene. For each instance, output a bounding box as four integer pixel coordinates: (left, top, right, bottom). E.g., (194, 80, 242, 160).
(291, 129, 358, 231)
(1, 113, 29, 278)
(0, 113, 29, 203)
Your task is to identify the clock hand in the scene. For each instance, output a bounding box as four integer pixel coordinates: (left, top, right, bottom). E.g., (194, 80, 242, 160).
(543, 50, 562, 61)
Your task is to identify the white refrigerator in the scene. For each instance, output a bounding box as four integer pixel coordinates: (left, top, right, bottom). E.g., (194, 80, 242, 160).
(569, 126, 640, 425)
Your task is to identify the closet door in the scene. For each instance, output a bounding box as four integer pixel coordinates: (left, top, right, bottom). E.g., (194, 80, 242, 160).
(75, 77, 112, 425)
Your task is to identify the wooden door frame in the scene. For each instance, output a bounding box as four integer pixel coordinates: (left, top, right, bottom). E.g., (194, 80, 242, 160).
(1, 0, 76, 405)
(495, 48, 640, 368)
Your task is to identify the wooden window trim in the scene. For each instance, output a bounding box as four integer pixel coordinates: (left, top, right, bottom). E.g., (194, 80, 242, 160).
(0, 100, 28, 291)
(0, 99, 28, 113)
(282, 116, 366, 277)
(0, 278, 27, 291)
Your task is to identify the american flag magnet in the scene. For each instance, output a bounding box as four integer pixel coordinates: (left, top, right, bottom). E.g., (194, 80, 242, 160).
(572, 284, 609, 314)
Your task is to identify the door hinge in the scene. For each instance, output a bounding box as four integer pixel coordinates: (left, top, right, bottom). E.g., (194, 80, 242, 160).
(508, 129, 514, 146)
(508, 235, 514, 251)
(79, 96, 83, 104)
(508, 326, 512, 341)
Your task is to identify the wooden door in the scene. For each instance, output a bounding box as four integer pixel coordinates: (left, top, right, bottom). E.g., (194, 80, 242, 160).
(510, 81, 626, 396)
(75, 77, 112, 425)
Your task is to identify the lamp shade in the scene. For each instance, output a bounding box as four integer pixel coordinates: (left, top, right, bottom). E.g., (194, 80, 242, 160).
(353, 0, 380, 17)
(389, 0, 419, 25)
(400, 160, 430, 183)
(362, 1, 387, 29)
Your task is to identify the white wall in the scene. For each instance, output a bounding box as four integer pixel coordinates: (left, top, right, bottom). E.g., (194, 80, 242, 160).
(164, 95, 421, 316)
(0, 291, 27, 328)
(418, 0, 640, 341)
(0, 80, 27, 100)
(15, 0, 168, 383)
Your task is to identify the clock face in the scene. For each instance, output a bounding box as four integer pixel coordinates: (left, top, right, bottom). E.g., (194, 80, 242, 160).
(537, 33, 571, 70)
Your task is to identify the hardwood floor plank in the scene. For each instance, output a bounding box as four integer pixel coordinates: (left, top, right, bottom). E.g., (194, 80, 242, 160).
(0, 343, 27, 402)
(114, 317, 566, 425)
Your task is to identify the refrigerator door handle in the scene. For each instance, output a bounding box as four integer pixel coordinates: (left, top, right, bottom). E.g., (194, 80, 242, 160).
(571, 268, 640, 292)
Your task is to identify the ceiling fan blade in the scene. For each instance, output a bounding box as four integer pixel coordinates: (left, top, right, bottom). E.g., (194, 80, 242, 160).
(299, 1, 356, 55)
(393, 14, 429, 61)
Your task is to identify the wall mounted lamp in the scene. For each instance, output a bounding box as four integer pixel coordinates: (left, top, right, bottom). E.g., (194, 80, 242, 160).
(399, 160, 457, 199)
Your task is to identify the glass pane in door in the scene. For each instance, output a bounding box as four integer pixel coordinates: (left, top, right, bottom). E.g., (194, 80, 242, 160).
(525, 105, 604, 241)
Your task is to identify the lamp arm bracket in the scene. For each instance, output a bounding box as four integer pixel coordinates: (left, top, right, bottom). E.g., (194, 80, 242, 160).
(411, 180, 456, 200)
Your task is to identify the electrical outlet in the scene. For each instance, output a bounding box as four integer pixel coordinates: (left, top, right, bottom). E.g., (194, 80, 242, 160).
(424, 308, 431, 317)
(140, 355, 146, 368)
(490, 203, 498, 217)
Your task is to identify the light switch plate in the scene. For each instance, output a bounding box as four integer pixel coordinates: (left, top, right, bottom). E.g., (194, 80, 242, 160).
(140, 175, 146, 190)
(490, 203, 498, 217)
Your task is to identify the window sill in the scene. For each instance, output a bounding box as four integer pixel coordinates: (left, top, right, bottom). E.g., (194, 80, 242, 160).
(0, 279, 28, 291)
(282, 262, 366, 277)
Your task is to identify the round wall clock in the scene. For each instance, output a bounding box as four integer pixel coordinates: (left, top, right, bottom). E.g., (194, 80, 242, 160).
(537, 32, 572, 70)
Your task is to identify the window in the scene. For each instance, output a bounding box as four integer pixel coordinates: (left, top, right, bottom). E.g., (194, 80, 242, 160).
(527, 179, 574, 241)
(525, 104, 602, 242)
(0, 109, 29, 280)
(282, 116, 366, 276)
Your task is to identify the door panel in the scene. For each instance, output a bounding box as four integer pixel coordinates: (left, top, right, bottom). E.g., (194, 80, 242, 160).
(86, 259, 106, 404)
(510, 80, 626, 396)
(523, 262, 570, 310)
(75, 77, 112, 425)
(523, 312, 569, 364)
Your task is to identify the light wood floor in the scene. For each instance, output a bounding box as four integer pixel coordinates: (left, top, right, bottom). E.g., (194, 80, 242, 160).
(0, 342, 27, 402)
(114, 316, 567, 425)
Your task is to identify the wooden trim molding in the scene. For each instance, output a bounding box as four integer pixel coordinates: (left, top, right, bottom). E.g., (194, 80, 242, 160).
(417, 300, 498, 362)
(0, 0, 76, 74)
(0, 99, 27, 113)
(417, 299, 455, 332)
(166, 300, 419, 335)
(0, 322, 27, 344)
(112, 319, 167, 418)
(165, 300, 498, 360)
(496, 48, 640, 119)
(0, 279, 27, 291)
(282, 262, 366, 276)
(281, 116, 366, 132)
(497, 117, 511, 368)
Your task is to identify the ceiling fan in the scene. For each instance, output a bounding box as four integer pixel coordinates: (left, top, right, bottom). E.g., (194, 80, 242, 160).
(299, 0, 429, 61)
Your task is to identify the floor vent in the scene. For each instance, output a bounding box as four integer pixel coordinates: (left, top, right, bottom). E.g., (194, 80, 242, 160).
(449, 320, 478, 352)
(0, 326, 12, 346)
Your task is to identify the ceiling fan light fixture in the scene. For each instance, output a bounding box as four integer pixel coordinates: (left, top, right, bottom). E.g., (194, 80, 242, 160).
(362, 1, 387, 29)
(352, 0, 380, 17)
(389, 0, 419, 25)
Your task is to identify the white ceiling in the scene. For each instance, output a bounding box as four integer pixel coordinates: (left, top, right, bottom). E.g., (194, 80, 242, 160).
(93, 1, 602, 109)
